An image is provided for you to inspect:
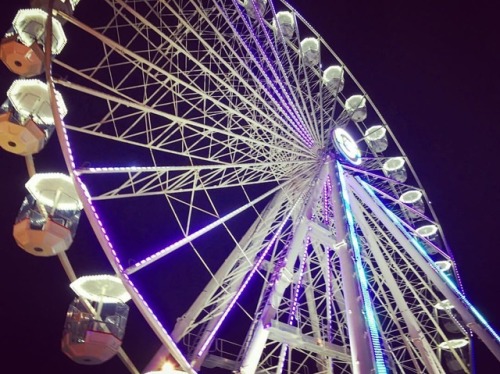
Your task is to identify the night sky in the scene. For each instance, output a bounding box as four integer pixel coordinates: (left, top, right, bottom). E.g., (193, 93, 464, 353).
(1, 0, 499, 373)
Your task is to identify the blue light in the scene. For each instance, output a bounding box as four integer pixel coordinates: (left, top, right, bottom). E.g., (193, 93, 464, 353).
(337, 163, 388, 374)
(359, 179, 500, 345)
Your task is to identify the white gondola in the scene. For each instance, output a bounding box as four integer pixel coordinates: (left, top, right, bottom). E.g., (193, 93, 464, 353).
(364, 125, 388, 153)
(399, 189, 425, 218)
(300, 37, 320, 66)
(12, 8, 67, 55)
(416, 224, 440, 254)
(323, 65, 345, 93)
(272, 11, 295, 39)
(382, 156, 407, 182)
(345, 95, 367, 122)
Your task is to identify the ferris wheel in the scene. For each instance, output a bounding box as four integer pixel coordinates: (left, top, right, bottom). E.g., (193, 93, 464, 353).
(1, 0, 500, 373)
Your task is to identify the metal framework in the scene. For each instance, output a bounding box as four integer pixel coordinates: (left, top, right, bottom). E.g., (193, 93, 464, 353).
(33, 0, 500, 373)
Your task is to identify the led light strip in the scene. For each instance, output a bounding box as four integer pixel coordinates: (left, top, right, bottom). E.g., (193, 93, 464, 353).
(337, 163, 388, 374)
(288, 236, 310, 325)
(196, 203, 297, 357)
(359, 178, 500, 344)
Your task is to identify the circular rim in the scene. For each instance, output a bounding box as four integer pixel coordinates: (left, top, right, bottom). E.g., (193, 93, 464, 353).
(44, 0, 477, 372)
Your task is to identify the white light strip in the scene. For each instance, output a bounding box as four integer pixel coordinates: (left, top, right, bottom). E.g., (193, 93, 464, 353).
(126, 183, 284, 275)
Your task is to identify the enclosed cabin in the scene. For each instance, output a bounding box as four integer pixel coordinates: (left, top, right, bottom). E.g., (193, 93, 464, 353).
(382, 156, 407, 182)
(344, 95, 367, 123)
(242, 0, 267, 19)
(300, 37, 320, 66)
(0, 78, 67, 155)
(0, 8, 67, 77)
(62, 275, 131, 365)
(398, 189, 425, 219)
(438, 337, 470, 373)
(13, 173, 82, 256)
(435, 299, 470, 372)
(272, 11, 295, 39)
(415, 224, 442, 255)
(364, 125, 388, 153)
(323, 65, 345, 94)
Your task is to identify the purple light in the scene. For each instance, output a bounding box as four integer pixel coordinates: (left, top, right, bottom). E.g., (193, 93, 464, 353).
(288, 236, 310, 325)
(224, 1, 314, 147)
(244, 1, 316, 146)
(325, 246, 333, 341)
(52, 100, 195, 372)
(324, 177, 332, 225)
(196, 211, 292, 357)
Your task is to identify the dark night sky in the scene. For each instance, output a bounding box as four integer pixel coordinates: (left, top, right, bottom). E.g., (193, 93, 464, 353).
(1, 0, 499, 373)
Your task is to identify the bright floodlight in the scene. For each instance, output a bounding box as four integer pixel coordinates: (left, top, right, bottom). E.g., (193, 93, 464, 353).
(12, 8, 67, 55)
(438, 339, 469, 351)
(25, 173, 82, 211)
(70, 275, 132, 303)
(323, 65, 345, 93)
(7, 79, 67, 125)
(345, 95, 367, 122)
(272, 11, 295, 38)
(434, 299, 454, 311)
(333, 128, 362, 165)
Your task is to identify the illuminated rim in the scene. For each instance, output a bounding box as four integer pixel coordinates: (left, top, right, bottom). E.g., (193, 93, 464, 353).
(70, 274, 132, 303)
(40, 0, 490, 372)
(333, 128, 362, 165)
